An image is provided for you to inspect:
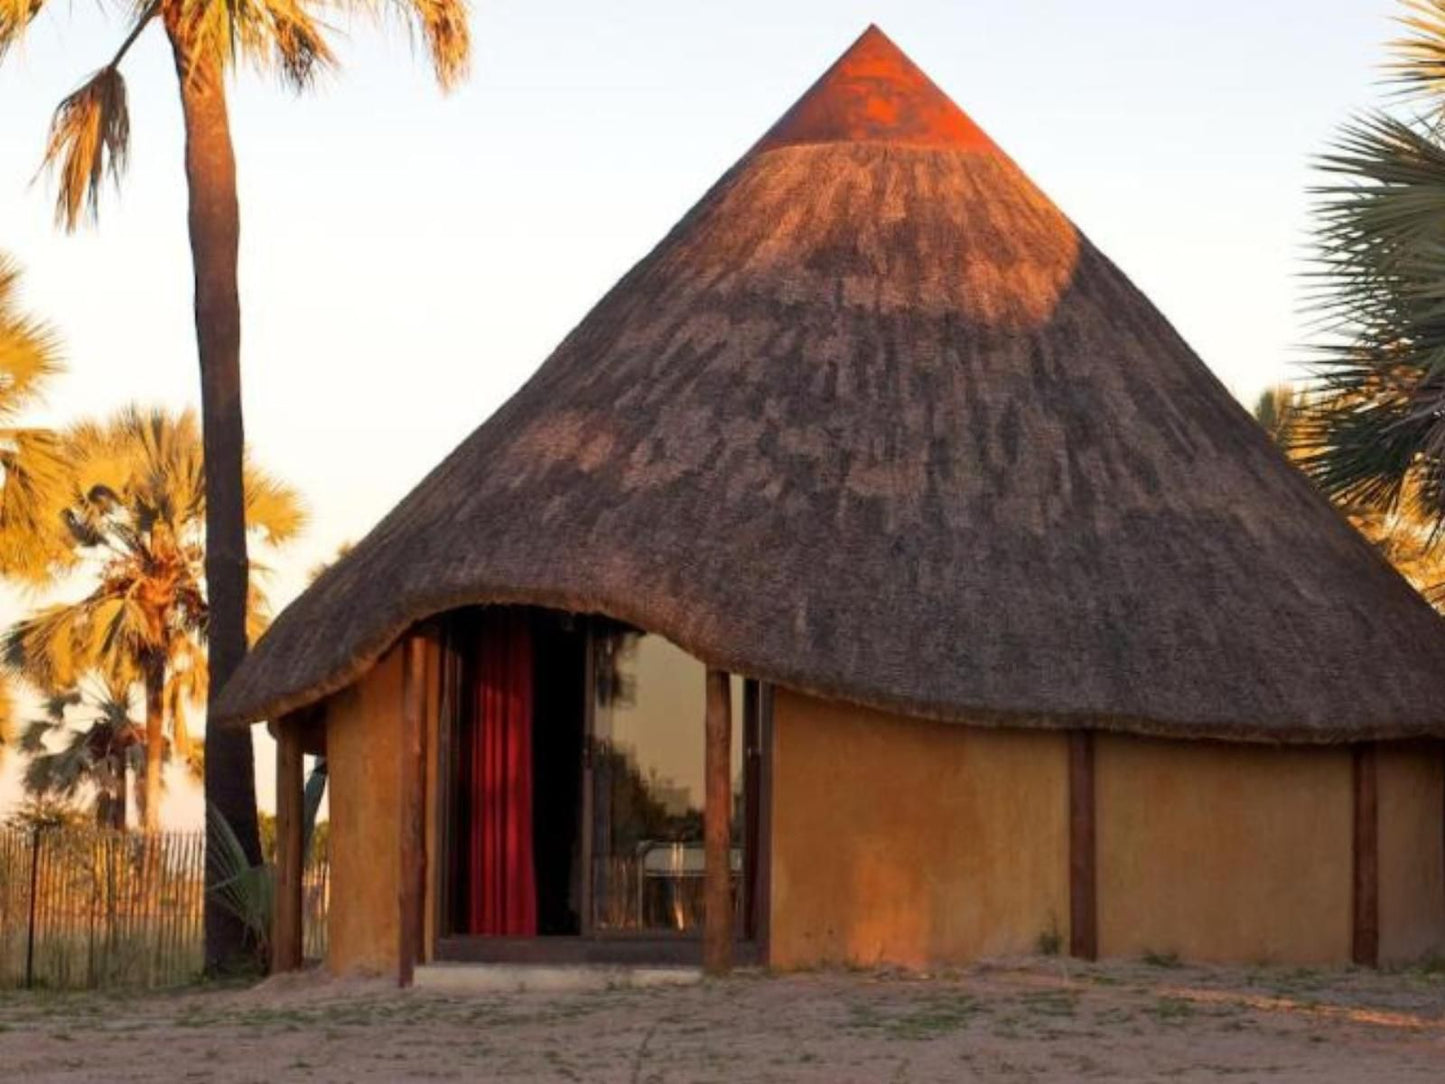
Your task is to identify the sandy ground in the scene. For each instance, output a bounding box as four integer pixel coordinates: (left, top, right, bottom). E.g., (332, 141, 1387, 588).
(1, 957, 1443, 1082)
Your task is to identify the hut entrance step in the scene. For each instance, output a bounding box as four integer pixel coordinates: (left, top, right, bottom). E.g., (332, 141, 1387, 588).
(413, 962, 702, 994)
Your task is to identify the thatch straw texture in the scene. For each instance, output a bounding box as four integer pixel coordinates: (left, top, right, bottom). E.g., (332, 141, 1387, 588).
(217, 26, 1445, 742)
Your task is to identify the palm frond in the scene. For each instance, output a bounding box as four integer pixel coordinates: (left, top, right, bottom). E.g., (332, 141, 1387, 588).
(1303, 102, 1445, 524)
(22, 699, 110, 800)
(397, 0, 470, 91)
(0, 255, 70, 581)
(1252, 385, 1303, 446)
(165, 636, 208, 755)
(262, 0, 335, 88)
(1391, 1, 1445, 100)
(0, 254, 63, 420)
(206, 802, 272, 958)
(41, 65, 131, 231)
(19, 716, 57, 754)
(169, 0, 467, 90)
(0, 0, 45, 58)
(171, 0, 335, 89)
(1255, 381, 1445, 606)
(6, 602, 84, 689)
(243, 460, 306, 545)
(0, 429, 75, 582)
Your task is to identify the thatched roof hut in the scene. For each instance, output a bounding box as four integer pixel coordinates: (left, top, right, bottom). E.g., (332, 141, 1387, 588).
(242, 28, 1445, 979)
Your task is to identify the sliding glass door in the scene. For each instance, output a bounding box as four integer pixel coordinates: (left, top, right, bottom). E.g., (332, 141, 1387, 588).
(589, 627, 744, 935)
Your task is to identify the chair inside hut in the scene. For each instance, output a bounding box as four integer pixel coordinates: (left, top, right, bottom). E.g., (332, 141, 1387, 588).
(434, 606, 766, 962)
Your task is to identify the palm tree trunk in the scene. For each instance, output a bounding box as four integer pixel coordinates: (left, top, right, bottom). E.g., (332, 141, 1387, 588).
(164, 20, 263, 972)
(142, 656, 165, 831)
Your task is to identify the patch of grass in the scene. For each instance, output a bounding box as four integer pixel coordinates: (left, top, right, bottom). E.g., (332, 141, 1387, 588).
(1397, 954, 1445, 983)
(1035, 922, 1063, 957)
(1148, 997, 1195, 1025)
(844, 994, 980, 1041)
(1093, 1007, 1134, 1026)
(1018, 991, 1078, 1018)
(1142, 950, 1182, 969)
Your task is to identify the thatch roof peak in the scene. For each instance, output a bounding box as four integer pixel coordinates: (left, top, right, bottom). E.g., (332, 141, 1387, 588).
(757, 25, 997, 153)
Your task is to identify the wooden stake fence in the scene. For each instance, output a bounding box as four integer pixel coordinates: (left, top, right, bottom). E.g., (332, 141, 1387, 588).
(0, 826, 330, 990)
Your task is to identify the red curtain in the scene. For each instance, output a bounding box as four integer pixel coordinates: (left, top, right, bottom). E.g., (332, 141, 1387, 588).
(465, 610, 538, 936)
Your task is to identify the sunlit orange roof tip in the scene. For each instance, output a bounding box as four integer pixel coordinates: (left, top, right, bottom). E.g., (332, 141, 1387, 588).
(756, 24, 996, 153)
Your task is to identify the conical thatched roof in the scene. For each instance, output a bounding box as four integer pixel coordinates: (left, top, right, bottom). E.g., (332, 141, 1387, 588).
(217, 26, 1445, 742)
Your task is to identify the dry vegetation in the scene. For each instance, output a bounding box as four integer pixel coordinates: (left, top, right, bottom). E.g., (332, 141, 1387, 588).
(1, 957, 1442, 1082)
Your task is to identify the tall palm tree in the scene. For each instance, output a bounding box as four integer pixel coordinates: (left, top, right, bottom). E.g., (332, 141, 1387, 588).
(1300, 2, 1445, 539)
(3, 407, 303, 829)
(1, 0, 469, 965)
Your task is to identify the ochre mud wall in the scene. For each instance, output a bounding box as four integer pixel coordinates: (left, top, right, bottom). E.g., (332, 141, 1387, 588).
(768, 689, 1070, 968)
(1095, 733, 1353, 965)
(1378, 741, 1445, 964)
(325, 646, 405, 976)
(317, 655, 1442, 974)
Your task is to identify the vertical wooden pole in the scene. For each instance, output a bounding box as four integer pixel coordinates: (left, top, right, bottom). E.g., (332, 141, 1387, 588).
(741, 679, 761, 943)
(398, 635, 429, 987)
(1068, 729, 1098, 961)
(580, 624, 597, 935)
(704, 669, 733, 976)
(754, 684, 775, 961)
(24, 827, 39, 989)
(1351, 741, 1379, 968)
(272, 720, 304, 973)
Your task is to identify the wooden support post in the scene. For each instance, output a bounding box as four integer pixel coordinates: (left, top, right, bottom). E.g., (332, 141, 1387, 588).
(704, 669, 733, 976)
(1068, 729, 1098, 961)
(1351, 742, 1379, 968)
(272, 719, 304, 974)
(398, 635, 429, 987)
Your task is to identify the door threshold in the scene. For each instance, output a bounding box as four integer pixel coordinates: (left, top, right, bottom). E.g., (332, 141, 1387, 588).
(415, 961, 702, 994)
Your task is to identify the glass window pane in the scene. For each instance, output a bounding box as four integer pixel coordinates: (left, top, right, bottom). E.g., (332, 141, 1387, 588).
(591, 628, 743, 933)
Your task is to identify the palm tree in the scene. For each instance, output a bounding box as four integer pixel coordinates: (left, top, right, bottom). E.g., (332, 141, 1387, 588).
(3, 407, 303, 829)
(1, 0, 469, 965)
(19, 685, 140, 829)
(1255, 385, 1445, 606)
(1300, 2, 1445, 541)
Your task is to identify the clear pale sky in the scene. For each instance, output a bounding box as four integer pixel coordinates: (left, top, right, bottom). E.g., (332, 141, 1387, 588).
(0, 0, 1402, 823)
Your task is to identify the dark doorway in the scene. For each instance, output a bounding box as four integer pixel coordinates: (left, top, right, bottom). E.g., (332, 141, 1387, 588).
(530, 613, 586, 935)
